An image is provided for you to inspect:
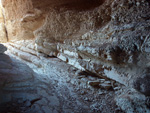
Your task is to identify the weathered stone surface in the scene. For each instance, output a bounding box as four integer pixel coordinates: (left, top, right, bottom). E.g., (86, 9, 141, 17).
(0, 23, 7, 42)
(0, 0, 150, 112)
(115, 88, 150, 113)
(0, 6, 7, 43)
(88, 81, 100, 87)
(0, 7, 4, 22)
(1, 0, 150, 98)
(0, 44, 126, 113)
(1, 0, 44, 41)
(133, 74, 150, 96)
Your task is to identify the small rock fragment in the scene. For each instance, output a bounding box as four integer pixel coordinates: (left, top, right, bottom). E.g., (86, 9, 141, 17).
(98, 91, 104, 95)
(99, 83, 112, 90)
(88, 81, 100, 87)
(99, 79, 106, 83)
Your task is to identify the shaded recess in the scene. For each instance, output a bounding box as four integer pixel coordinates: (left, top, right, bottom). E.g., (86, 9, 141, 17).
(32, 0, 105, 10)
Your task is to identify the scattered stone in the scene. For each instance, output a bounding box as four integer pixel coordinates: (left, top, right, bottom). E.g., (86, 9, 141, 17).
(76, 76, 84, 79)
(80, 90, 87, 95)
(115, 88, 150, 113)
(88, 81, 100, 87)
(66, 77, 71, 83)
(104, 81, 111, 84)
(75, 70, 82, 76)
(98, 91, 104, 95)
(99, 79, 106, 83)
(99, 83, 112, 90)
(84, 97, 89, 101)
(133, 73, 150, 96)
(113, 87, 121, 91)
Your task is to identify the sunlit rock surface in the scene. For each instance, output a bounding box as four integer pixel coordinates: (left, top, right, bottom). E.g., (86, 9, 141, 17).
(0, 7, 7, 42)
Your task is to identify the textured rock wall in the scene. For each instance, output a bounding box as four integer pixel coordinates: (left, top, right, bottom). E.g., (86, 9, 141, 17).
(0, 6, 7, 42)
(1, 0, 150, 95)
(1, 0, 44, 41)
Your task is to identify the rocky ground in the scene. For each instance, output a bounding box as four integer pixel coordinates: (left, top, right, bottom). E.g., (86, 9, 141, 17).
(0, 42, 149, 113)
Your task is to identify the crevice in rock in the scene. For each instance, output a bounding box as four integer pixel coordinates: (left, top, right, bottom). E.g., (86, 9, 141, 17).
(58, 0, 106, 11)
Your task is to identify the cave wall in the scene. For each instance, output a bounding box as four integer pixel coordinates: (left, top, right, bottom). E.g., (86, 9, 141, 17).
(1, 0, 150, 95)
(1, 0, 44, 41)
(0, 5, 7, 42)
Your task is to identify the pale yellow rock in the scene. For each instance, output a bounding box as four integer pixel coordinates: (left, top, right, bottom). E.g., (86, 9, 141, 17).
(0, 23, 7, 43)
(0, 7, 4, 23)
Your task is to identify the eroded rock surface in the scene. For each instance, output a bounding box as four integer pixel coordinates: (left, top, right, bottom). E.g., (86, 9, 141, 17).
(1, 0, 150, 96)
(0, 43, 120, 113)
(1, 41, 149, 113)
(0, 0, 150, 112)
(0, 6, 7, 42)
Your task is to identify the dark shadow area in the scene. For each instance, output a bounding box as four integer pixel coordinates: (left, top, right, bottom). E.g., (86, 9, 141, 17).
(59, 0, 105, 11)
(33, 0, 105, 11)
(0, 54, 37, 113)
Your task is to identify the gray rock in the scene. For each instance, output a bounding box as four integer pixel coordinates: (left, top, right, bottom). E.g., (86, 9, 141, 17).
(99, 83, 112, 90)
(133, 74, 150, 96)
(0, 44, 7, 53)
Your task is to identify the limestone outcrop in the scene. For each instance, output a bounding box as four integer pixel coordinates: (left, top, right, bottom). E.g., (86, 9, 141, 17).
(1, 0, 150, 97)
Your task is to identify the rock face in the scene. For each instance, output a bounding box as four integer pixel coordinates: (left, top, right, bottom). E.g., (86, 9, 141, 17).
(1, 0, 44, 41)
(1, 0, 150, 96)
(0, 6, 7, 42)
(134, 74, 150, 96)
